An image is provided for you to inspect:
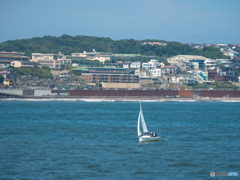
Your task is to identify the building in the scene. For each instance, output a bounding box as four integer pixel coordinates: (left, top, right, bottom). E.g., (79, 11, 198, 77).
(135, 69, 150, 78)
(70, 49, 113, 63)
(149, 68, 161, 77)
(205, 59, 217, 69)
(0, 51, 29, 63)
(11, 61, 39, 69)
(216, 59, 230, 65)
(142, 63, 149, 70)
(0, 64, 9, 69)
(161, 66, 174, 76)
(207, 68, 222, 79)
(58, 58, 72, 65)
(173, 74, 195, 84)
(215, 75, 231, 83)
(148, 59, 159, 68)
(71, 67, 134, 74)
(30, 59, 60, 69)
(231, 57, 240, 63)
(3, 79, 13, 86)
(167, 55, 207, 64)
(123, 62, 130, 69)
(103, 63, 122, 68)
(130, 62, 141, 69)
(189, 60, 205, 69)
(0, 71, 11, 79)
(32, 53, 55, 60)
(81, 73, 139, 84)
(31, 53, 60, 69)
(141, 42, 167, 46)
(101, 82, 140, 89)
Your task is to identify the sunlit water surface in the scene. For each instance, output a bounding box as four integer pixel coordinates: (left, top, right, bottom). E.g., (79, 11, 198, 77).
(0, 100, 240, 179)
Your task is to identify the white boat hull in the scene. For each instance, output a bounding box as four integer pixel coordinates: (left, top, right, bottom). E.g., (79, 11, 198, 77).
(139, 136, 160, 142)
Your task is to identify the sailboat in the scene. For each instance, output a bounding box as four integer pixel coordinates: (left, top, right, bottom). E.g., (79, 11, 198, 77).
(138, 102, 160, 142)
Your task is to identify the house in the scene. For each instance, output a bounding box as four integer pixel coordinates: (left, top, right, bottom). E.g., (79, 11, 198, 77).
(130, 62, 141, 69)
(123, 62, 130, 69)
(142, 63, 149, 70)
(135, 69, 150, 78)
(148, 59, 159, 69)
(161, 66, 174, 76)
(174, 74, 195, 84)
(149, 68, 161, 77)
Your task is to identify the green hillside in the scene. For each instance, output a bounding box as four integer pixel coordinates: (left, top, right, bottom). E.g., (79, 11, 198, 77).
(0, 34, 227, 59)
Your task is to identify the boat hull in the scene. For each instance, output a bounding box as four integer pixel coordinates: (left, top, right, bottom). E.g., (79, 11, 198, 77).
(139, 136, 160, 142)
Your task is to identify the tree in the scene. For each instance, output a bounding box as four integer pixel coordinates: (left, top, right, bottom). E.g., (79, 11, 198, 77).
(0, 74, 4, 83)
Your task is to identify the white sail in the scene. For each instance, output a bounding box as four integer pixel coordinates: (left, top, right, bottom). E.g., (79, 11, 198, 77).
(137, 110, 141, 137)
(138, 102, 148, 135)
(140, 108, 148, 133)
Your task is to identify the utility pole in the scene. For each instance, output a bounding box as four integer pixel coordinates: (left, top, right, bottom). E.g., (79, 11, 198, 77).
(191, 35, 197, 45)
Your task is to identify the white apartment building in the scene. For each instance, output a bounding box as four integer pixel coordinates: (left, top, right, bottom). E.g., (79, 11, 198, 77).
(142, 60, 160, 70)
(216, 59, 230, 65)
(142, 63, 149, 70)
(32, 53, 54, 60)
(31, 53, 60, 69)
(149, 68, 161, 77)
(204, 59, 217, 69)
(148, 59, 159, 68)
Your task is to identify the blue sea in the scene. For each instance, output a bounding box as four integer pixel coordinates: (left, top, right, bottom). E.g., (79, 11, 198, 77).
(0, 99, 240, 179)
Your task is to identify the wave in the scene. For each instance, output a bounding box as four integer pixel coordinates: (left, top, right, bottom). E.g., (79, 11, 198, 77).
(1, 98, 240, 102)
(220, 100, 240, 102)
(0, 98, 196, 102)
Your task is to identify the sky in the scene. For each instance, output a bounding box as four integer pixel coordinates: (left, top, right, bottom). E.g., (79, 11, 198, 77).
(0, 0, 240, 44)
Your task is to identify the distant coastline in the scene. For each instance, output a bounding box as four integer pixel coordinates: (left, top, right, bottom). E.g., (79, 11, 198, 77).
(1, 96, 240, 102)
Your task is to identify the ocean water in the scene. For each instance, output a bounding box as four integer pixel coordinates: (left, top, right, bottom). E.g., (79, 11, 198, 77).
(0, 100, 240, 179)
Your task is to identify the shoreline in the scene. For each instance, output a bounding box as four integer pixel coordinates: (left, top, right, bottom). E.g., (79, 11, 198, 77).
(1, 96, 240, 102)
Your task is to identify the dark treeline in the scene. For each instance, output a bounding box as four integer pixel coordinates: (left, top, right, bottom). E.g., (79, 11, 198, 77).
(0, 34, 227, 59)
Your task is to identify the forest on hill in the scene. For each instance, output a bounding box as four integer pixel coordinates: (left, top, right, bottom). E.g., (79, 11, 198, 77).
(0, 34, 227, 59)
